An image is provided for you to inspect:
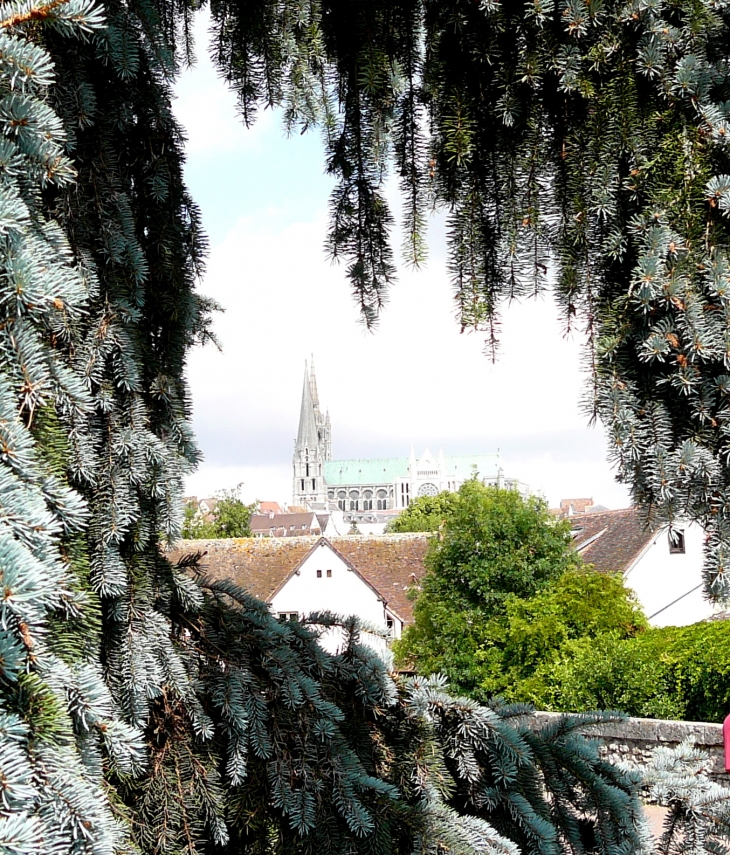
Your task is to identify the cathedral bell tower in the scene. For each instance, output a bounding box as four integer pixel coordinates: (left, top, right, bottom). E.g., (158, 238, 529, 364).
(292, 360, 331, 509)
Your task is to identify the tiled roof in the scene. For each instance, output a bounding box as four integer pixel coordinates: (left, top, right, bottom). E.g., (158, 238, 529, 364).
(250, 512, 322, 537)
(259, 501, 284, 515)
(570, 507, 654, 574)
(167, 534, 430, 623)
(334, 535, 428, 622)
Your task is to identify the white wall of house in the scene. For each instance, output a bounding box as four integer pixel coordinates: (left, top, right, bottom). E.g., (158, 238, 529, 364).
(269, 540, 398, 655)
(624, 522, 715, 626)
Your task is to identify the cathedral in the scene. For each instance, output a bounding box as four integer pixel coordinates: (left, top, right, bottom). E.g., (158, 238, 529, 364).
(292, 363, 528, 513)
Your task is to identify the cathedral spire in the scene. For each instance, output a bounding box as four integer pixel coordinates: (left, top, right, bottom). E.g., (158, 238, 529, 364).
(309, 355, 320, 408)
(296, 361, 319, 450)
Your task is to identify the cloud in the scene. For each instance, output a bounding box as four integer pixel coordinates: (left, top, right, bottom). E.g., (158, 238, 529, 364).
(173, 13, 275, 156)
(172, 27, 630, 511)
(184, 211, 629, 508)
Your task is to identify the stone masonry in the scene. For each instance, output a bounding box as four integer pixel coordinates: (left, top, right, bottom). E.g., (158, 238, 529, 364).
(528, 711, 729, 784)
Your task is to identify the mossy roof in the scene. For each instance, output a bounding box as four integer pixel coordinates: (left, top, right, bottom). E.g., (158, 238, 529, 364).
(168, 534, 430, 624)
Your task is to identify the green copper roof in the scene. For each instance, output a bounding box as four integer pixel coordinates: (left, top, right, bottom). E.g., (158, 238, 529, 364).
(323, 458, 409, 485)
(323, 454, 501, 486)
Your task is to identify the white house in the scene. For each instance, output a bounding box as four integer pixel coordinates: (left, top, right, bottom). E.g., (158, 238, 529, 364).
(571, 508, 716, 626)
(170, 534, 429, 656)
(269, 539, 402, 654)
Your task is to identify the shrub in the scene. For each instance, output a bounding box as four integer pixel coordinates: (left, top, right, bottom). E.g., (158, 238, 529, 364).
(538, 620, 730, 723)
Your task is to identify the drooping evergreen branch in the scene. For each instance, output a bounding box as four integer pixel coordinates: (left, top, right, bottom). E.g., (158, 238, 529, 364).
(206, 0, 730, 595)
(1, 0, 725, 851)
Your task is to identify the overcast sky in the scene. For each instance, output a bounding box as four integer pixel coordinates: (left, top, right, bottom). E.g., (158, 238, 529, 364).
(173, 16, 631, 510)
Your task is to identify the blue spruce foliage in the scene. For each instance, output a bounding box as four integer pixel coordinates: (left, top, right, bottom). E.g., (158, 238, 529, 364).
(0, 0, 723, 853)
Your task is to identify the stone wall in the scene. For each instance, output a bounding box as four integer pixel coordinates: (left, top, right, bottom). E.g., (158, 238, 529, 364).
(529, 711, 728, 783)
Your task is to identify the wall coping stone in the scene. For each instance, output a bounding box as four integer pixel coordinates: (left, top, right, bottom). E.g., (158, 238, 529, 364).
(527, 711, 726, 778)
(529, 711, 722, 746)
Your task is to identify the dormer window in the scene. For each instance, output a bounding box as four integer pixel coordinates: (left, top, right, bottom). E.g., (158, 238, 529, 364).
(669, 529, 686, 554)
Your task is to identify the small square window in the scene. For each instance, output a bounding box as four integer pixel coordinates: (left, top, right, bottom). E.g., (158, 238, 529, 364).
(669, 530, 686, 554)
(317, 569, 322, 578)
(289, 612, 298, 621)
(326, 569, 332, 578)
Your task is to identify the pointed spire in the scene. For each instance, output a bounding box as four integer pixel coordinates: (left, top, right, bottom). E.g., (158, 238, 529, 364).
(296, 361, 319, 450)
(310, 354, 320, 408)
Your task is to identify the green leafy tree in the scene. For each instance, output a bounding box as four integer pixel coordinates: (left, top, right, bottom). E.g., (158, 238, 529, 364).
(212, 489, 256, 537)
(181, 502, 208, 539)
(394, 483, 584, 695)
(387, 490, 458, 532)
(537, 619, 730, 723)
(490, 570, 648, 705)
(4, 0, 729, 851)
(183, 486, 257, 539)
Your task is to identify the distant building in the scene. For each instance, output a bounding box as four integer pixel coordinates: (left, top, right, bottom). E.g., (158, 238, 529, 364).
(258, 501, 285, 516)
(553, 497, 608, 518)
(292, 361, 528, 515)
(250, 510, 329, 538)
(170, 534, 429, 655)
(570, 507, 715, 626)
(184, 496, 218, 523)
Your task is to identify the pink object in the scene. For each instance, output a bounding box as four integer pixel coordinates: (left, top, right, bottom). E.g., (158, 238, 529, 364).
(724, 714, 730, 772)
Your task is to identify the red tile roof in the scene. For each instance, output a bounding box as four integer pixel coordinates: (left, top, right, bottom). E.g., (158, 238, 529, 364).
(570, 507, 654, 574)
(258, 501, 284, 515)
(167, 534, 429, 624)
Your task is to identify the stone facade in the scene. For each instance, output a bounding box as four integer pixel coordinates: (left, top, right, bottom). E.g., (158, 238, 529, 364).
(292, 362, 528, 514)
